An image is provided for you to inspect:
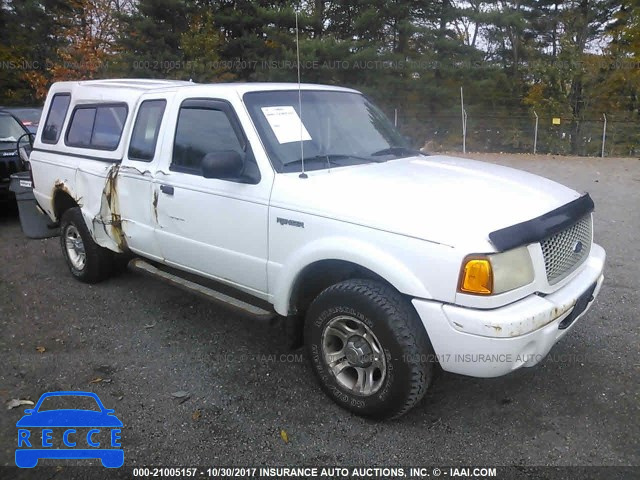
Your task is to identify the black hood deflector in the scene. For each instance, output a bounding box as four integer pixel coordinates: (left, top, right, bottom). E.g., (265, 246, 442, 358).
(489, 193, 594, 251)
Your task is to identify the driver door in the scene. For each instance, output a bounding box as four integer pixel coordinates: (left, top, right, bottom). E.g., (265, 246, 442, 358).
(153, 98, 269, 297)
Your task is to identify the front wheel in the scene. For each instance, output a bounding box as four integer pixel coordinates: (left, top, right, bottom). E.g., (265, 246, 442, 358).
(60, 207, 114, 283)
(305, 279, 435, 419)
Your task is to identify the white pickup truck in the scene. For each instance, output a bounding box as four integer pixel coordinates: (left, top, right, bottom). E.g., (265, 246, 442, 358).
(28, 79, 605, 419)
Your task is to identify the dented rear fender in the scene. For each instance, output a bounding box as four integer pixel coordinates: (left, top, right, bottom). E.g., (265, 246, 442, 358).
(73, 163, 128, 254)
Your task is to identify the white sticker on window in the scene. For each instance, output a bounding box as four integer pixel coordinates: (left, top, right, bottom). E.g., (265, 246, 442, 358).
(261, 106, 312, 144)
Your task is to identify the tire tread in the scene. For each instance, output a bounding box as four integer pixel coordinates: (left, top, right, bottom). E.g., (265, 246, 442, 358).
(308, 278, 433, 419)
(60, 207, 114, 284)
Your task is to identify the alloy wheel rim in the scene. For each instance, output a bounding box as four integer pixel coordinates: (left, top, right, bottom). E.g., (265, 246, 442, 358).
(64, 224, 86, 270)
(321, 315, 386, 396)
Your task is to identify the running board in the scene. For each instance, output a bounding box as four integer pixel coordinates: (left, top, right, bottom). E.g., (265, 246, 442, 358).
(128, 258, 276, 321)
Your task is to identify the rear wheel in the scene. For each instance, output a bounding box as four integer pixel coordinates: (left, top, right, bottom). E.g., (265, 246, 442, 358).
(305, 278, 435, 419)
(60, 207, 113, 283)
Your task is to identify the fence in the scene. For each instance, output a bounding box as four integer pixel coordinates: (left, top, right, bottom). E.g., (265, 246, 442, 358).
(390, 109, 639, 157)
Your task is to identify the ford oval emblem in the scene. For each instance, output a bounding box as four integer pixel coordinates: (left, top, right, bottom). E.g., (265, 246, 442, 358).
(573, 240, 583, 254)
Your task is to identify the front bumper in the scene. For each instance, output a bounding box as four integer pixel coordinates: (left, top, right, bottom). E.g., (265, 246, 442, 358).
(413, 243, 605, 378)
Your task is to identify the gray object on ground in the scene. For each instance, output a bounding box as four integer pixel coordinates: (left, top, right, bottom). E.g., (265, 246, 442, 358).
(9, 171, 59, 239)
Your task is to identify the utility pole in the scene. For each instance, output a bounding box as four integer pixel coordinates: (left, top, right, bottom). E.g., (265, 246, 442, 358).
(601, 113, 607, 158)
(533, 110, 539, 154)
(460, 87, 467, 154)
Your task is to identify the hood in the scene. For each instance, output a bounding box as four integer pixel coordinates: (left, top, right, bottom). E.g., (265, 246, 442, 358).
(270, 155, 581, 250)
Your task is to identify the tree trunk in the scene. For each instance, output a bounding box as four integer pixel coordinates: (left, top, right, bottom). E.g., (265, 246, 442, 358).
(313, 0, 324, 38)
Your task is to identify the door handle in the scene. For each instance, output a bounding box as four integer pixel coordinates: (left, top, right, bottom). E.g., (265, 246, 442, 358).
(160, 184, 174, 195)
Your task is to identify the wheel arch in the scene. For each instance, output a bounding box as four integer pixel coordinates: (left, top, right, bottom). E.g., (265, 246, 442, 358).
(272, 237, 433, 317)
(53, 189, 79, 221)
(288, 259, 387, 316)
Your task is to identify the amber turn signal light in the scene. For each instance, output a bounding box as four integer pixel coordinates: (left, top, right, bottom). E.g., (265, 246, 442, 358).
(459, 257, 493, 295)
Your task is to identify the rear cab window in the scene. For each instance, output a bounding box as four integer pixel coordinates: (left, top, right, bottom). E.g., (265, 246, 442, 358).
(65, 104, 128, 151)
(128, 99, 167, 162)
(41, 93, 71, 144)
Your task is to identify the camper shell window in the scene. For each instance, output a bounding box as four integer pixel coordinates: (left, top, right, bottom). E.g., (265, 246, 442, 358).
(65, 103, 128, 151)
(41, 93, 71, 144)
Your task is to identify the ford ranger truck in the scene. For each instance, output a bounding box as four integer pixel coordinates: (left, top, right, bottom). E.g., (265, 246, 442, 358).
(28, 79, 605, 419)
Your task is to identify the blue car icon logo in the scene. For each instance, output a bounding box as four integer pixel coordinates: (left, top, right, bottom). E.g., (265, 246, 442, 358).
(15, 391, 123, 468)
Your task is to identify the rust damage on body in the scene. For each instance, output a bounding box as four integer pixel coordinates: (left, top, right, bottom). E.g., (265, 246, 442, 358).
(502, 299, 577, 337)
(551, 301, 576, 321)
(94, 164, 129, 252)
(52, 179, 83, 213)
(152, 190, 159, 223)
(52, 180, 70, 208)
(54, 179, 69, 193)
(474, 296, 579, 338)
(485, 324, 503, 334)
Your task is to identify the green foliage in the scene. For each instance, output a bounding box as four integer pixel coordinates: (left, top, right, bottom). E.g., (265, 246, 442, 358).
(0, 0, 636, 155)
(180, 10, 230, 82)
(0, 0, 68, 103)
(113, 0, 193, 78)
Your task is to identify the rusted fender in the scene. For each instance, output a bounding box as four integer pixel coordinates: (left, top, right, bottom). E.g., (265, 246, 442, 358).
(91, 163, 128, 253)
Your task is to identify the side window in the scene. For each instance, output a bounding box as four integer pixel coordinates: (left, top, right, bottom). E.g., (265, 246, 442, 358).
(172, 106, 243, 173)
(92, 106, 127, 149)
(41, 93, 71, 144)
(66, 108, 96, 147)
(65, 104, 127, 150)
(128, 100, 166, 161)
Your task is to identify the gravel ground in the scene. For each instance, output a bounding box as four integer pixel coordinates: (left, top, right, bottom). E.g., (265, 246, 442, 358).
(0, 154, 638, 475)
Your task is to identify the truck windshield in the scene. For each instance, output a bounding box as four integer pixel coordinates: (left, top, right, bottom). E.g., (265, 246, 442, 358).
(244, 90, 411, 173)
(0, 114, 27, 143)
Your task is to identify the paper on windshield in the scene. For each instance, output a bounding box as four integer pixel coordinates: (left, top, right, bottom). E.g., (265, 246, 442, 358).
(261, 106, 312, 144)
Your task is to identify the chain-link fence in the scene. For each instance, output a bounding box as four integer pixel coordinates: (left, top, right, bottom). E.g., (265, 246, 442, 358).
(389, 109, 639, 157)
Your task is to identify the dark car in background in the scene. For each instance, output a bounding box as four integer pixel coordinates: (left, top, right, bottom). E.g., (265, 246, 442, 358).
(0, 110, 31, 204)
(0, 107, 42, 133)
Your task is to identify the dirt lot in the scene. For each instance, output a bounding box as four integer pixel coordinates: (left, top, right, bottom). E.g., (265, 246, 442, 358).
(1, 154, 638, 475)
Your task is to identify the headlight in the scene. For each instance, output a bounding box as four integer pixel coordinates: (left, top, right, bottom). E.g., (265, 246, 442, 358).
(458, 246, 534, 295)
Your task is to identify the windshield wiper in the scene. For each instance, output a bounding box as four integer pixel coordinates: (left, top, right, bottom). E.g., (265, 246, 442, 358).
(285, 153, 379, 166)
(370, 146, 426, 158)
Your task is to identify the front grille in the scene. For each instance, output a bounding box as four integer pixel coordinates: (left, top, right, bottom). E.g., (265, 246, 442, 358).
(0, 158, 20, 181)
(540, 215, 592, 285)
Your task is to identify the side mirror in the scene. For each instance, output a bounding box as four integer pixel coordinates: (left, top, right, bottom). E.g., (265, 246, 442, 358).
(24, 409, 35, 414)
(202, 150, 243, 179)
(17, 132, 34, 165)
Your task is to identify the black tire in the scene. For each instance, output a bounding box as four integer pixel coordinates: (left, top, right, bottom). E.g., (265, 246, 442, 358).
(305, 278, 435, 419)
(60, 207, 114, 283)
